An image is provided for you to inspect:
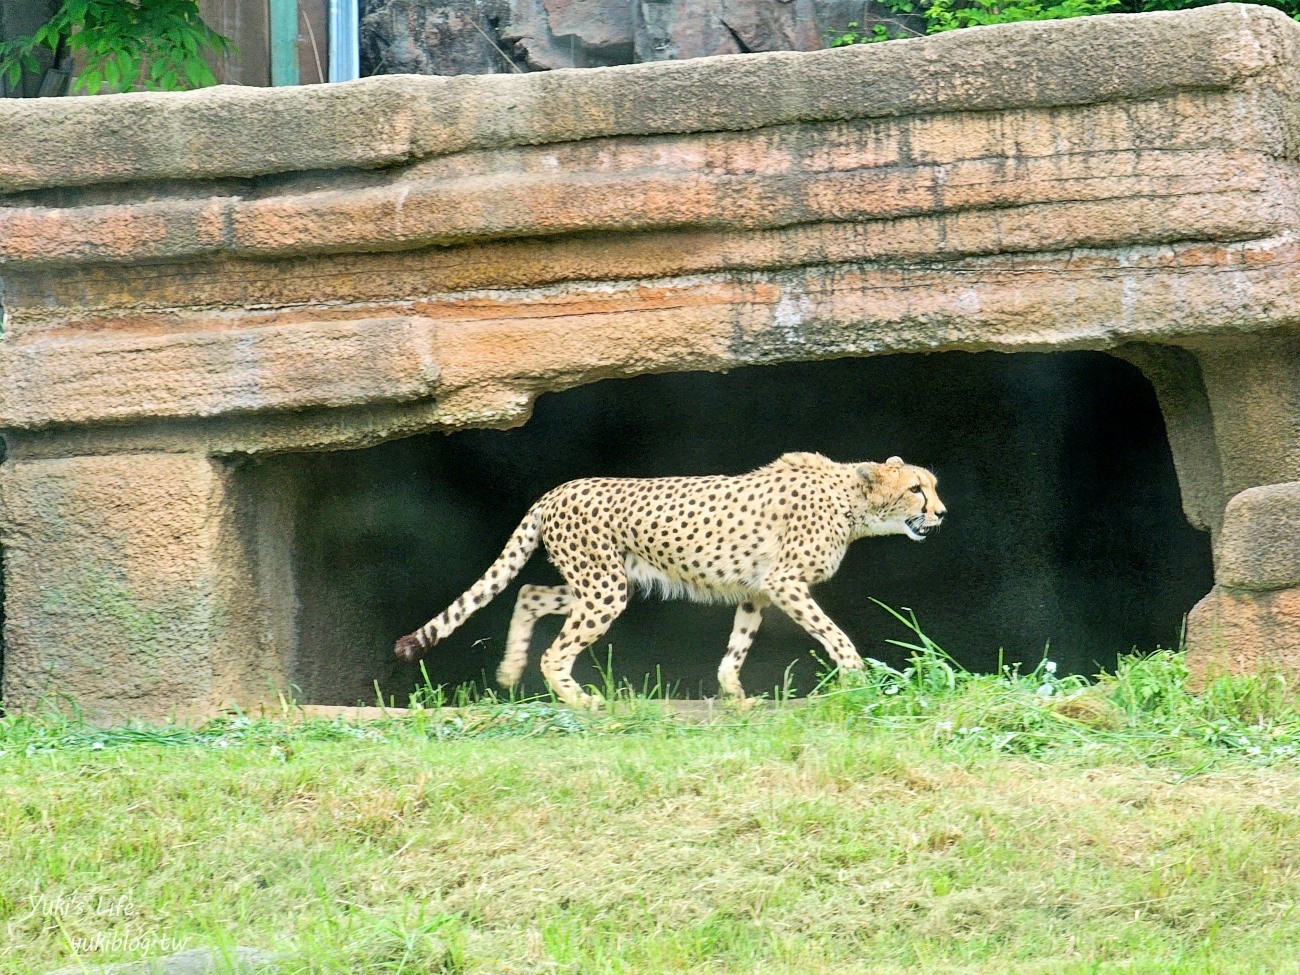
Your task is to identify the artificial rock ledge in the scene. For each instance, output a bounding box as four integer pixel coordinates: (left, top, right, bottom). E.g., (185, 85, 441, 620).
(0, 5, 1298, 719)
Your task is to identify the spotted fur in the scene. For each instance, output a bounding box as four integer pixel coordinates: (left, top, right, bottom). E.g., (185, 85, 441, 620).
(395, 452, 946, 707)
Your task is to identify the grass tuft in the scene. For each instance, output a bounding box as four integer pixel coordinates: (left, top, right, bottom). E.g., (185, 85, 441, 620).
(800, 604, 1299, 766)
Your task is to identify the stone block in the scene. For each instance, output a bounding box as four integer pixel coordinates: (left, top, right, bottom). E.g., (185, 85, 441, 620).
(1197, 336, 1300, 500)
(1186, 584, 1300, 685)
(1216, 482, 1300, 591)
(0, 454, 284, 722)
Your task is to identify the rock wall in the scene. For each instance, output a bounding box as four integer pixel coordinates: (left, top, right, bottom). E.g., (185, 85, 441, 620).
(0, 6, 1297, 719)
(358, 0, 903, 74)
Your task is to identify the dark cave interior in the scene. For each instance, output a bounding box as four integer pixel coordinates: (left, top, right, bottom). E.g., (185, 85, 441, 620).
(242, 350, 1214, 705)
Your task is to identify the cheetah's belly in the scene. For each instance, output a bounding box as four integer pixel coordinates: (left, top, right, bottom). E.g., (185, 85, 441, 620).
(623, 552, 763, 605)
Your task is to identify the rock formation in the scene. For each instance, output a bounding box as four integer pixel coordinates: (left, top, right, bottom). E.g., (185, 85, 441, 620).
(0, 5, 1297, 719)
(358, 0, 907, 73)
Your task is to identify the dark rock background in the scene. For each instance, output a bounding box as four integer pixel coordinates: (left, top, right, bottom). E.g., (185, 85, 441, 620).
(359, 0, 918, 75)
(255, 351, 1214, 705)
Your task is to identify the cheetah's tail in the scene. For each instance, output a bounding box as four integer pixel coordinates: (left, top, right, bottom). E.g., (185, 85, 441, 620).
(394, 506, 543, 663)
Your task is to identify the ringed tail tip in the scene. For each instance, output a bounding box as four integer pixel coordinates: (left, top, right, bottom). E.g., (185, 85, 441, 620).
(394, 632, 430, 662)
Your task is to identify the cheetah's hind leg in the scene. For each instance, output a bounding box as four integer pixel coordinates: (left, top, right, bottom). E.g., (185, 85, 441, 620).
(538, 574, 630, 709)
(498, 584, 572, 690)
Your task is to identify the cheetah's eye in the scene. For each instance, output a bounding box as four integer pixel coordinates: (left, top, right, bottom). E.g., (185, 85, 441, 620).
(909, 485, 924, 494)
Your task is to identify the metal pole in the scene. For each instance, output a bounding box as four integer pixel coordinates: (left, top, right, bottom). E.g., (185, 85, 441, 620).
(270, 0, 300, 86)
(329, 0, 360, 83)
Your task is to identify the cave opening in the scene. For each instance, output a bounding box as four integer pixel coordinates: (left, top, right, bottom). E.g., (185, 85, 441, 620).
(250, 350, 1214, 706)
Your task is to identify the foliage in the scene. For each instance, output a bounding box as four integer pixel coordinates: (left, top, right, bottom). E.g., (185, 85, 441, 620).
(0, 0, 234, 95)
(828, 0, 1300, 45)
(806, 601, 1299, 764)
(827, 20, 901, 45)
(922, 0, 1122, 32)
(1129, 0, 1299, 16)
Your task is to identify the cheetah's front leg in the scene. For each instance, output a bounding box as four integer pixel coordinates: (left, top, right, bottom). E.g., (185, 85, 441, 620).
(764, 578, 865, 675)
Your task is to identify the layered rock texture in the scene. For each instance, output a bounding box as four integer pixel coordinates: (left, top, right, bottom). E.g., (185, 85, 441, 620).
(0, 5, 1298, 718)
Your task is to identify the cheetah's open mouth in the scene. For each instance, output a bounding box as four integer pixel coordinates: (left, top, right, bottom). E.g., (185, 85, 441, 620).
(905, 517, 936, 541)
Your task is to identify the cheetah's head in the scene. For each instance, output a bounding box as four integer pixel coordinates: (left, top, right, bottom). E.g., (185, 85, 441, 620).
(855, 456, 946, 541)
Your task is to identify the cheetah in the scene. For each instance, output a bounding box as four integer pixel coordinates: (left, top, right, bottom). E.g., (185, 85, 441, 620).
(395, 452, 946, 706)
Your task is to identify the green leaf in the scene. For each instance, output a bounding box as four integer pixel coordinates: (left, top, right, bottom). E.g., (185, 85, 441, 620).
(74, 68, 102, 94)
(1, 0, 236, 95)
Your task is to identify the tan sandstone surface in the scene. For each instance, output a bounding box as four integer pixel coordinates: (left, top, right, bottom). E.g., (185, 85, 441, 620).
(0, 5, 1297, 718)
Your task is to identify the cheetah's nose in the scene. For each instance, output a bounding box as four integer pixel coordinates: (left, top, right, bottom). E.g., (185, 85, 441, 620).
(936, 509, 947, 522)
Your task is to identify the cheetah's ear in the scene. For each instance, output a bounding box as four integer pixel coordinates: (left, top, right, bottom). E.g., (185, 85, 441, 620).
(885, 456, 904, 467)
(855, 463, 881, 491)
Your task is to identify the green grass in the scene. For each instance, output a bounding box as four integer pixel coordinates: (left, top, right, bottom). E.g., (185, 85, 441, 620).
(2, 618, 1297, 974)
